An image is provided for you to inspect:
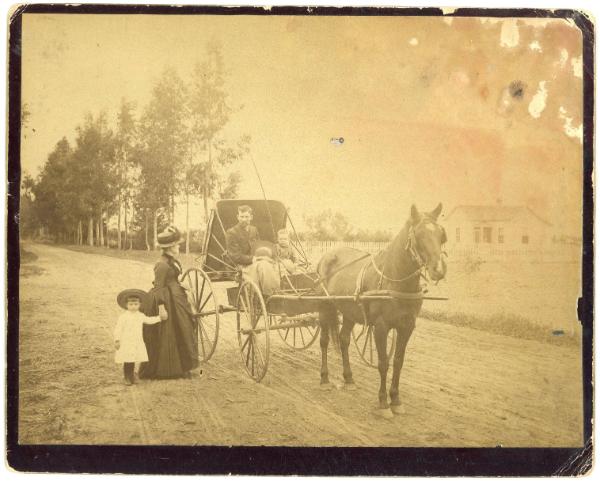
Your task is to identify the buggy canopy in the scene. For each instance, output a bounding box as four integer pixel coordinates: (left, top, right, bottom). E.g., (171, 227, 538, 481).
(201, 199, 289, 276)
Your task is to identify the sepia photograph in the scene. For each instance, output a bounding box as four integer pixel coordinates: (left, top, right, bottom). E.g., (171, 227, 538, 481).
(7, 3, 593, 475)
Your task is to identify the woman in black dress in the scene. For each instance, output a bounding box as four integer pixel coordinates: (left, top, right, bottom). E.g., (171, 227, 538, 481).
(139, 226, 199, 379)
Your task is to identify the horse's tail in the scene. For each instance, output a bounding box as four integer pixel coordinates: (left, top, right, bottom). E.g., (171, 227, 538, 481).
(316, 251, 338, 295)
(316, 252, 342, 353)
(316, 251, 338, 279)
(320, 302, 341, 354)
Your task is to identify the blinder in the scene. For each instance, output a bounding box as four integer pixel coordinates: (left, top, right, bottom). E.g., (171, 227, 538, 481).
(406, 219, 447, 266)
(405, 225, 425, 267)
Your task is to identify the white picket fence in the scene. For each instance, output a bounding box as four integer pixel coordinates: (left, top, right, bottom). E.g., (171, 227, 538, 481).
(297, 240, 581, 264)
(300, 240, 389, 263)
(446, 245, 581, 263)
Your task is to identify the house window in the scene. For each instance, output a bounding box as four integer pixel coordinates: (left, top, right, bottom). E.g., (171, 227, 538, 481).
(483, 227, 492, 243)
(498, 228, 504, 244)
(522, 235, 529, 244)
(473, 227, 480, 244)
(456, 227, 460, 243)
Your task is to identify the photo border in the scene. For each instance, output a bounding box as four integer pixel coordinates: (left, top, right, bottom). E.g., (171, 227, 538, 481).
(6, 4, 594, 475)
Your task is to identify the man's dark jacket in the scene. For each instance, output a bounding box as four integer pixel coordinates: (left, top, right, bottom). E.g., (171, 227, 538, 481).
(225, 223, 259, 266)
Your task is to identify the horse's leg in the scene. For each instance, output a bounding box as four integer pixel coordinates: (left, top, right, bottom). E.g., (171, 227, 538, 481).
(389, 317, 416, 415)
(319, 303, 334, 390)
(339, 317, 356, 390)
(373, 318, 393, 418)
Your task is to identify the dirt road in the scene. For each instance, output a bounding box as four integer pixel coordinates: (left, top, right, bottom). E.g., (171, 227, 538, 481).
(18, 243, 583, 446)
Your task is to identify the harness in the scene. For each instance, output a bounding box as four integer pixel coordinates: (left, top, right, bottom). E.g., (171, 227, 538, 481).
(351, 219, 445, 298)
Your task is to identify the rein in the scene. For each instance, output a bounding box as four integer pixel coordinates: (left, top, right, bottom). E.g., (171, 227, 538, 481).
(316, 217, 445, 298)
(367, 221, 429, 288)
(359, 218, 444, 295)
(369, 256, 424, 285)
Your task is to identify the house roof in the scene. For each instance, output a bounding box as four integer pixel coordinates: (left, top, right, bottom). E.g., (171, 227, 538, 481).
(445, 205, 553, 226)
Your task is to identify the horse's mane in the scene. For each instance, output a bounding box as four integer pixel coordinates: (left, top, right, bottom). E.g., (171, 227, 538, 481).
(377, 219, 411, 260)
(372, 217, 421, 290)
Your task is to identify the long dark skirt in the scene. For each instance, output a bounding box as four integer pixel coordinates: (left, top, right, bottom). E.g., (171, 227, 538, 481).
(139, 285, 199, 379)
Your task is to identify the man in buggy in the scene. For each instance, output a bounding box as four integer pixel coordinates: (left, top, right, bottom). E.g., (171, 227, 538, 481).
(225, 204, 281, 295)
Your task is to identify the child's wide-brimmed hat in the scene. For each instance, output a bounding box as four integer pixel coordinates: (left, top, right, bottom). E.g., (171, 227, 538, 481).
(117, 289, 149, 309)
(157, 225, 184, 248)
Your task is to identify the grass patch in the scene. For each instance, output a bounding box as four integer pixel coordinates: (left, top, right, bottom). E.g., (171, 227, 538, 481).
(420, 309, 580, 347)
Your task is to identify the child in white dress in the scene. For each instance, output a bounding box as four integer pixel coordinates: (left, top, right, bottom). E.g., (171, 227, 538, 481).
(114, 289, 162, 385)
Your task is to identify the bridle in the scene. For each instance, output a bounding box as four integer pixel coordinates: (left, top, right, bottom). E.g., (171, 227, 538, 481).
(369, 217, 447, 289)
(406, 217, 447, 266)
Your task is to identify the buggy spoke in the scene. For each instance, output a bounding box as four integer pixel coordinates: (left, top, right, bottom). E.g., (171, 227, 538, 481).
(199, 326, 207, 359)
(199, 291, 213, 313)
(240, 333, 251, 355)
(199, 322, 212, 352)
(369, 327, 374, 365)
(361, 327, 371, 358)
(236, 281, 269, 382)
(186, 274, 195, 300)
(245, 336, 252, 367)
(183, 268, 220, 363)
(251, 338, 255, 376)
(254, 339, 266, 369)
(239, 293, 253, 327)
(355, 324, 365, 342)
(198, 275, 205, 309)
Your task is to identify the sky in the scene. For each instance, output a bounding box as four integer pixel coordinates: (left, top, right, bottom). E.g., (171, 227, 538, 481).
(20, 13, 584, 234)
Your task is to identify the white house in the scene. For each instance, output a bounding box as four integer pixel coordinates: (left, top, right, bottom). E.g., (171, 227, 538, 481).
(443, 205, 553, 249)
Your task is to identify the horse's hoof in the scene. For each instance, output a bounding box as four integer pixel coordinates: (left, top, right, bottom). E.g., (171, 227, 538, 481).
(320, 382, 334, 391)
(373, 408, 394, 419)
(344, 383, 358, 391)
(391, 403, 406, 415)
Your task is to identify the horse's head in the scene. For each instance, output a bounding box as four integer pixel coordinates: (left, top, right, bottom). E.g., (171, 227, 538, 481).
(408, 203, 447, 282)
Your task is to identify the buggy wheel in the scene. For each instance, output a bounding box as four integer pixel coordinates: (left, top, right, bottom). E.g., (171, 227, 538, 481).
(237, 280, 269, 382)
(182, 268, 219, 363)
(274, 315, 320, 350)
(351, 323, 397, 368)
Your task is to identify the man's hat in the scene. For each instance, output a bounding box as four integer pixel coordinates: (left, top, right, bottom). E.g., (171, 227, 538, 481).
(117, 289, 148, 309)
(157, 225, 184, 248)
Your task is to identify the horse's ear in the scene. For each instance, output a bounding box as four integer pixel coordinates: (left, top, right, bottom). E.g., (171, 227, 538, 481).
(410, 204, 421, 225)
(430, 203, 443, 220)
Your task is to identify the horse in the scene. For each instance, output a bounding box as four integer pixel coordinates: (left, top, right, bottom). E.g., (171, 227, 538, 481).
(316, 203, 447, 418)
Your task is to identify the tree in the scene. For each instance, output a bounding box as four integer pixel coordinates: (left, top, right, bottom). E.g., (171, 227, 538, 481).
(21, 103, 31, 140)
(303, 210, 354, 241)
(349, 228, 393, 242)
(30, 135, 92, 244)
(70, 112, 118, 247)
(136, 68, 189, 249)
(32, 138, 73, 240)
(115, 98, 138, 249)
(19, 171, 38, 239)
(218, 171, 243, 200)
(30, 112, 117, 247)
(186, 43, 247, 253)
